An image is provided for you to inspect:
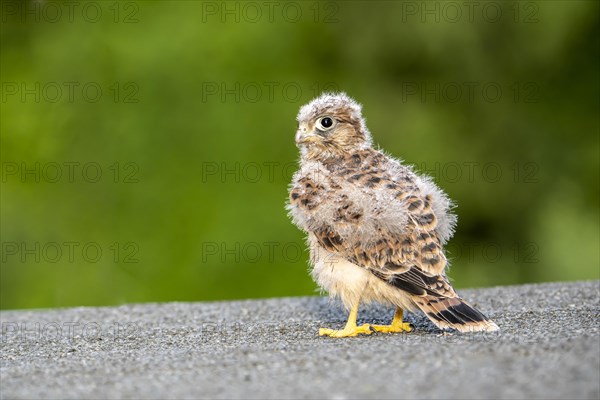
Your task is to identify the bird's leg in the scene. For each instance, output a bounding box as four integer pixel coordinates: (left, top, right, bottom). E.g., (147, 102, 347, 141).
(319, 301, 372, 338)
(370, 307, 413, 334)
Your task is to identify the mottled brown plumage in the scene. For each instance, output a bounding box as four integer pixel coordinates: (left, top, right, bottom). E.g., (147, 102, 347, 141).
(287, 93, 498, 336)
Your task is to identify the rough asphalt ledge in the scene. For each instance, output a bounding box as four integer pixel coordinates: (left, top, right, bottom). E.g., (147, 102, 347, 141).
(1, 281, 598, 400)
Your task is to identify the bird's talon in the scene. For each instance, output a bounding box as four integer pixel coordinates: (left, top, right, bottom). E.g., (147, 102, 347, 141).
(319, 324, 373, 338)
(370, 321, 413, 334)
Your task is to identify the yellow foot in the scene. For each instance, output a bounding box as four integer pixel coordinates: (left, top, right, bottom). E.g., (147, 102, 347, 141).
(319, 323, 373, 338)
(370, 322, 414, 334)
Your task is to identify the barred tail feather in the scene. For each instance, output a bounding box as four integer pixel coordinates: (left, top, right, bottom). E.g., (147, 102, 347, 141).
(414, 295, 499, 333)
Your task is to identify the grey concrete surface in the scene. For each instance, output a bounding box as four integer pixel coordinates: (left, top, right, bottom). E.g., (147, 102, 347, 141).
(1, 281, 599, 400)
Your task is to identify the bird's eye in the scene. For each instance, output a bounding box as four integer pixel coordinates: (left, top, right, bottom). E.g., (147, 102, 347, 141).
(316, 116, 335, 131)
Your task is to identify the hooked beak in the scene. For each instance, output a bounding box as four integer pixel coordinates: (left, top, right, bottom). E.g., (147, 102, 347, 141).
(295, 123, 319, 145)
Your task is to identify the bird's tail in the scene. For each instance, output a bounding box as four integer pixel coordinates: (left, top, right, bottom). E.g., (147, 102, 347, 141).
(413, 294, 499, 332)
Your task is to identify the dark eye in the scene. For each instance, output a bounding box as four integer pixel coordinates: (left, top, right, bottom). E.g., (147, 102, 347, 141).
(316, 116, 335, 131)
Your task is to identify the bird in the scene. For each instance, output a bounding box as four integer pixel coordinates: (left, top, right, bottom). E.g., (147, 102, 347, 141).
(287, 92, 499, 338)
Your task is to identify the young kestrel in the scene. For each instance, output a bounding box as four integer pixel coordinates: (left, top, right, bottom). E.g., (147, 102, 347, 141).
(287, 93, 498, 337)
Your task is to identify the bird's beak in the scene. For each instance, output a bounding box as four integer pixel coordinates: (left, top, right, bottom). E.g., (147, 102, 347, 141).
(295, 133, 319, 145)
(295, 124, 319, 145)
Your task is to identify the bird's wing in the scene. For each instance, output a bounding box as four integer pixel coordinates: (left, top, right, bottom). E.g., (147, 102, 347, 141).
(288, 156, 456, 299)
(311, 215, 457, 299)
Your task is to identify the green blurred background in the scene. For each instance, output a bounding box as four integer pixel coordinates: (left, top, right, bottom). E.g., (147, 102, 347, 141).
(1, 0, 598, 310)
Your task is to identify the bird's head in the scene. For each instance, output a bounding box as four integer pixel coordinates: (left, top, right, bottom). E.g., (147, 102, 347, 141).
(295, 92, 372, 160)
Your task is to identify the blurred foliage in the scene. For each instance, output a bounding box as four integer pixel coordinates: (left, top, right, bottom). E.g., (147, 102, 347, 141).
(1, 0, 598, 309)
